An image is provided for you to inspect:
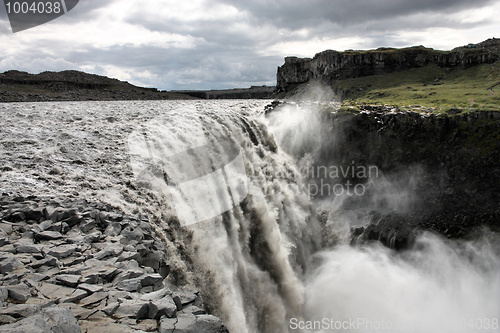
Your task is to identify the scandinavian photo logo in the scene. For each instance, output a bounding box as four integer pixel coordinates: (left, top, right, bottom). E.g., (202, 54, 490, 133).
(127, 107, 248, 227)
(3, 0, 79, 33)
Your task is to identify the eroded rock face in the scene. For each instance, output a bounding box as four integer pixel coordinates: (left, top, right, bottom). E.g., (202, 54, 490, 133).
(276, 38, 500, 92)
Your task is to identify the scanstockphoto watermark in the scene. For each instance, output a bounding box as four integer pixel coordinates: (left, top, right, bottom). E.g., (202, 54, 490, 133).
(298, 163, 380, 198)
(290, 317, 500, 331)
(2, 0, 79, 33)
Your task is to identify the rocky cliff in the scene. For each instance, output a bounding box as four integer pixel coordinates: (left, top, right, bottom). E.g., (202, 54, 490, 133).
(0, 70, 194, 102)
(276, 38, 500, 92)
(266, 102, 500, 249)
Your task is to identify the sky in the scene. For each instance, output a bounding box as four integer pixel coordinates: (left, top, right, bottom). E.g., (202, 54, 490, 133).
(0, 0, 499, 90)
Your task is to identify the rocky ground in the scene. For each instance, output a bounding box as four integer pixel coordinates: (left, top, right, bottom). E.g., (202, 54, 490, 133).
(0, 195, 229, 333)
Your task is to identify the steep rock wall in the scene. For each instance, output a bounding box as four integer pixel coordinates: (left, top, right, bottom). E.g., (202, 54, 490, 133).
(277, 38, 500, 92)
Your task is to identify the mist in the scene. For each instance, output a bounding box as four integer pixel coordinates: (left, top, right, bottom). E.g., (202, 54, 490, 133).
(303, 232, 500, 333)
(262, 85, 500, 332)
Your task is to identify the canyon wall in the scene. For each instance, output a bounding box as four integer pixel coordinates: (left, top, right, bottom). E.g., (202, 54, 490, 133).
(276, 38, 500, 92)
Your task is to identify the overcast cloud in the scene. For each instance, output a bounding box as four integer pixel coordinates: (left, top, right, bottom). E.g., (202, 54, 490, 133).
(0, 0, 499, 90)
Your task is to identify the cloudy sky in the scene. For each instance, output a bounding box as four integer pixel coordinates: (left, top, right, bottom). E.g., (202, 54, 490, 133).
(0, 0, 499, 90)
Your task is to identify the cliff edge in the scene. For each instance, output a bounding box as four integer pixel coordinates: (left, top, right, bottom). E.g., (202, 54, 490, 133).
(277, 38, 500, 93)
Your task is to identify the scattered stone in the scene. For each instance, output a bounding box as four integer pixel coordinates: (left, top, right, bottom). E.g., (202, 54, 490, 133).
(29, 256, 58, 269)
(93, 243, 123, 260)
(113, 300, 149, 320)
(56, 274, 82, 288)
(0, 199, 229, 332)
(151, 296, 177, 319)
(33, 230, 63, 241)
(6, 283, 31, 303)
(0, 256, 22, 274)
(44, 244, 78, 259)
(0, 304, 40, 319)
(140, 273, 163, 287)
(0, 305, 80, 333)
(116, 277, 142, 292)
(78, 283, 104, 294)
(131, 319, 158, 332)
(78, 291, 108, 308)
(14, 242, 42, 254)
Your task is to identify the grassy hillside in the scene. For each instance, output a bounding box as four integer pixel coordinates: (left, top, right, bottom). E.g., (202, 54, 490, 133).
(333, 61, 500, 111)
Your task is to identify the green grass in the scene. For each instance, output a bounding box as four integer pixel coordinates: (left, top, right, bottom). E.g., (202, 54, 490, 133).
(334, 61, 500, 111)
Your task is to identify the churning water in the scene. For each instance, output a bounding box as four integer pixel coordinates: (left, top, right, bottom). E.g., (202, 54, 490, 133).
(1, 100, 499, 333)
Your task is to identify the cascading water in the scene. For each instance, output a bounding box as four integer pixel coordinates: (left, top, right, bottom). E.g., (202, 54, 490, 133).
(129, 99, 500, 333)
(127, 101, 321, 333)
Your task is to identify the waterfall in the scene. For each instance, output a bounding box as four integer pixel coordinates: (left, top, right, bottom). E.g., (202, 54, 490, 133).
(127, 100, 500, 333)
(128, 101, 321, 333)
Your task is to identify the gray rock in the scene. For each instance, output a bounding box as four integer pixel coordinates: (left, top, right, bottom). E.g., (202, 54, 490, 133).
(0, 314, 16, 325)
(33, 230, 63, 241)
(44, 244, 78, 259)
(102, 302, 120, 316)
(140, 273, 163, 287)
(29, 256, 58, 269)
(116, 251, 140, 262)
(113, 300, 149, 320)
(37, 282, 87, 303)
(160, 314, 229, 333)
(116, 277, 142, 292)
(93, 243, 123, 260)
(104, 222, 122, 237)
(173, 290, 199, 306)
(180, 305, 206, 315)
(79, 220, 96, 233)
(15, 242, 42, 254)
(60, 288, 88, 303)
(78, 291, 108, 308)
(139, 288, 171, 302)
(55, 274, 82, 288)
(0, 305, 81, 333)
(151, 296, 177, 319)
(59, 303, 97, 320)
(0, 304, 40, 318)
(6, 283, 30, 304)
(83, 231, 101, 244)
(0, 286, 9, 302)
(78, 283, 104, 294)
(0, 257, 22, 274)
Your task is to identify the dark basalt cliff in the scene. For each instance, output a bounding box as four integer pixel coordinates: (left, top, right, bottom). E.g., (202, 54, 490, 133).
(327, 108, 500, 248)
(277, 38, 500, 92)
(267, 102, 500, 249)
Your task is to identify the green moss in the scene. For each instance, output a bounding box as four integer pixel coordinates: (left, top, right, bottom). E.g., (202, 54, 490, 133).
(331, 62, 500, 111)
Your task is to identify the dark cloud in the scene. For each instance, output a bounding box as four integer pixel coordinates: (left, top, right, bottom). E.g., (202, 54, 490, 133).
(222, 0, 495, 30)
(0, 0, 498, 89)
